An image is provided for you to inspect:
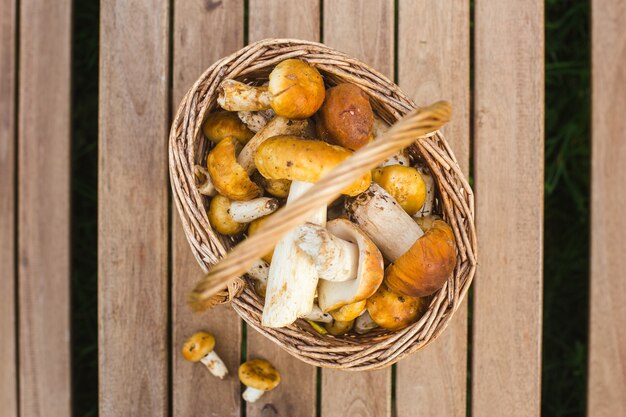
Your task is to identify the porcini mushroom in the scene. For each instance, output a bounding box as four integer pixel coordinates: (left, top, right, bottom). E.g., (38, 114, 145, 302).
(208, 195, 279, 235)
(206, 137, 261, 201)
(354, 311, 378, 334)
(218, 59, 325, 119)
(295, 218, 384, 312)
(247, 215, 275, 263)
(300, 304, 333, 323)
(203, 111, 254, 144)
(237, 109, 275, 132)
(372, 117, 410, 167)
(181, 331, 228, 379)
(194, 165, 216, 197)
(371, 165, 427, 216)
(246, 259, 269, 297)
(346, 183, 456, 297)
(414, 214, 442, 231)
(239, 359, 281, 403)
(254, 137, 370, 328)
(324, 319, 355, 336)
(366, 283, 426, 330)
(414, 164, 435, 217)
(329, 299, 366, 322)
(317, 83, 374, 150)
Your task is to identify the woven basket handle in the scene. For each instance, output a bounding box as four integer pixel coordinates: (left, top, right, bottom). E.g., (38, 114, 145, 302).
(189, 101, 452, 311)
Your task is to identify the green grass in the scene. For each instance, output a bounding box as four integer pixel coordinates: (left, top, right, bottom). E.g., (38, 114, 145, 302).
(69, 1, 590, 416)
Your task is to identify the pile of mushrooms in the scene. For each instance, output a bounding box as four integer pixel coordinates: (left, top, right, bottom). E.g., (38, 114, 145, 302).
(195, 58, 457, 336)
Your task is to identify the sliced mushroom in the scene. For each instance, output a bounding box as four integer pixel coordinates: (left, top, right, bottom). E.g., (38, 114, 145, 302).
(181, 331, 228, 379)
(203, 111, 254, 144)
(206, 137, 261, 201)
(239, 359, 281, 403)
(208, 195, 279, 235)
(218, 59, 325, 119)
(372, 165, 427, 216)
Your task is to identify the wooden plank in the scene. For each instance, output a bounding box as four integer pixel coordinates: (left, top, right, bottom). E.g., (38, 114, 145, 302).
(321, 2, 393, 416)
(98, 0, 169, 416)
(246, 2, 320, 416)
(472, 0, 544, 416)
(171, 1, 243, 416)
(395, 1, 470, 415)
(588, 1, 626, 415)
(0, 0, 17, 415)
(17, 0, 71, 416)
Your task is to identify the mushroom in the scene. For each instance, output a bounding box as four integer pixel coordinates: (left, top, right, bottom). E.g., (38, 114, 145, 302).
(366, 283, 426, 330)
(255, 174, 291, 198)
(385, 219, 456, 298)
(324, 319, 355, 336)
(329, 299, 366, 322)
(218, 59, 325, 119)
(193, 165, 216, 197)
(371, 165, 427, 215)
(354, 311, 378, 334)
(300, 304, 333, 323)
(237, 109, 275, 132)
(294, 218, 384, 312)
(206, 137, 261, 201)
(254, 137, 371, 327)
(372, 117, 411, 167)
(246, 259, 269, 297)
(203, 111, 254, 144)
(346, 183, 456, 297)
(239, 359, 281, 403)
(247, 215, 275, 263)
(414, 164, 435, 217)
(414, 214, 442, 231)
(317, 83, 374, 150)
(181, 331, 228, 379)
(208, 195, 279, 235)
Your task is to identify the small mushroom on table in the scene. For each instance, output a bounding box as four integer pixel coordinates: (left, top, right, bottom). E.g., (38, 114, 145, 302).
(181, 331, 228, 378)
(346, 183, 456, 298)
(218, 59, 325, 119)
(239, 359, 281, 403)
(208, 195, 279, 235)
(254, 137, 371, 328)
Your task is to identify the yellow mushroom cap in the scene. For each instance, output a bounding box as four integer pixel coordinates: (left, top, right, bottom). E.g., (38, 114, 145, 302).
(247, 216, 274, 263)
(324, 319, 355, 336)
(372, 165, 426, 216)
(208, 195, 246, 235)
(366, 284, 425, 331)
(182, 331, 216, 362)
(268, 59, 325, 119)
(254, 136, 371, 196)
(330, 300, 366, 322)
(238, 359, 281, 391)
(203, 111, 254, 144)
(207, 137, 261, 201)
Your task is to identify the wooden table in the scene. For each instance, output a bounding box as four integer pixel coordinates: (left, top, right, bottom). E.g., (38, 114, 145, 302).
(1, 0, 624, 416)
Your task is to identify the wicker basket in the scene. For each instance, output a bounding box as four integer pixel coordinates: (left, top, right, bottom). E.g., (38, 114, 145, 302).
(169, 39, 477, 370)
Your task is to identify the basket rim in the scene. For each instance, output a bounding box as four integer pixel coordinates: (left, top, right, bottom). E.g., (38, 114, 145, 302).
(169, 38, 477, 370)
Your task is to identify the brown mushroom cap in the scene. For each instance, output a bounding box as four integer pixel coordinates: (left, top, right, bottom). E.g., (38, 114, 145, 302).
(238, 359, 281, 391)
(372, 165, 427, 215)
(318, 83, 374, 150)
(203, 111, 254, 144)
(181, 331, 215, 362)
(254, 135, 371, 196)
(208, 195, 246, 235)
(366, 284, 425, 330)
(207, 137, 261, 201)
(385, 219, 456, 297)
(268, 59, 325, 119)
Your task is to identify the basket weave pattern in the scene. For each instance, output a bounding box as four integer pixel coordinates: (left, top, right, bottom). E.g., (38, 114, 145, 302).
(169, 39, 477, 370)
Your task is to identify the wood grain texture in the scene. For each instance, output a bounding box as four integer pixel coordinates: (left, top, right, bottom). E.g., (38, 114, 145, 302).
(247, 3, 319, 417)
(322, 2, 393, 416)
(472, 0, 544, 416)
(323, 0, 394, 77)
(396, 1, 469, 416)
(18, 0, 71, 416)
(172, 1, 243, 416)
(98, 1, 169, 416)
(588, 1, 626, 415)
(249, 0, 320, 42)
(0, 0, 17, 415)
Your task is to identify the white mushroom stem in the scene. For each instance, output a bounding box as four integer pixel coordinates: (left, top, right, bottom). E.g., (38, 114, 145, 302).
(242, 387, 266, 403)
(218, 79, 272, 112)
(200, 351, 228, 379)
(238, 109, 275, 132)
(237, 116, 309, 174)
(246, 259, 269, 288)
(295, 223, 359, 282)
(300, 304, 333, 323)
(354, 311, 378, 334)
(346, 183, 423, 261)
(262, 181, 327, 327)
(415, 166, 435, 217)
(229, 197, 279, 223)
(194, 165, 216, 196)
